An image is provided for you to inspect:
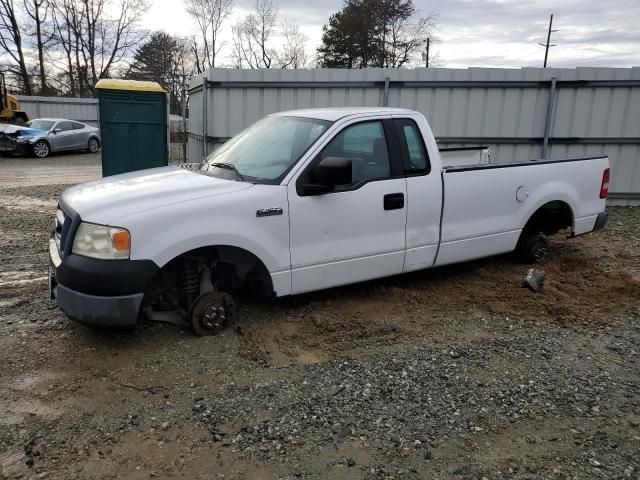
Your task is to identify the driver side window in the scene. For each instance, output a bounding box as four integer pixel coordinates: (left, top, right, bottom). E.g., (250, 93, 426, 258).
(317, 120, 391, 189)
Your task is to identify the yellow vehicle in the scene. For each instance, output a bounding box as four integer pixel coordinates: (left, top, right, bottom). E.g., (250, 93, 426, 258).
(0, 72, 30, 124)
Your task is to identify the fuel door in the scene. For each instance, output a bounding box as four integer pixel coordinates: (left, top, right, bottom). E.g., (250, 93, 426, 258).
(516, 185, 530, 203)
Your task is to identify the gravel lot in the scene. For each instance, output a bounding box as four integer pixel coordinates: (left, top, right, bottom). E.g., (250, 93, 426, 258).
(0, 154, 639, 480)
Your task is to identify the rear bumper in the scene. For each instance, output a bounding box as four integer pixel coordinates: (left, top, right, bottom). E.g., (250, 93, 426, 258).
(592, 211, 608, 232)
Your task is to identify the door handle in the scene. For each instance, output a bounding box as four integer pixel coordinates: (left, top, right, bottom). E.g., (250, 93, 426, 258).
(384, 193, 404, 210)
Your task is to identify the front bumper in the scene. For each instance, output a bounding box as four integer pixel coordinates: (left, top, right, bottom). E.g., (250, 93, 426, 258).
(0, 140, 32, 155)
(54, 284, 144, 326)
(49, 236, 158, 327)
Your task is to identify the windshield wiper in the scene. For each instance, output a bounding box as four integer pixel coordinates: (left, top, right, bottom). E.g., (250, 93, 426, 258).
(210, 162, 245, 181)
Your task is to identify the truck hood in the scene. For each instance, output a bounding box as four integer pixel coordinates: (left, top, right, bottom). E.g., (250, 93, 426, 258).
(60, 166, 253, 224)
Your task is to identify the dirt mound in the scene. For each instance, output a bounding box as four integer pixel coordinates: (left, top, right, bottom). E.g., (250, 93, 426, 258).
(240, 229, 639, 366)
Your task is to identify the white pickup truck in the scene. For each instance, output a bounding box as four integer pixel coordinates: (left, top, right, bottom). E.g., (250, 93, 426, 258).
(49, 107, 609, 334)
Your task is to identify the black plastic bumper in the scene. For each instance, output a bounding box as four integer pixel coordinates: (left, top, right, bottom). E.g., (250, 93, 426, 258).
(54, 284, 144, 326)
(593, 211, 608, 232)
(50, 240, 158, 326)
(54, 252, 158, 297)
(0, 141, 31, 155)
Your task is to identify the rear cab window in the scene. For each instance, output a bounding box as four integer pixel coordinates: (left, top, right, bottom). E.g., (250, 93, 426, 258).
(394, 118, 430, 175)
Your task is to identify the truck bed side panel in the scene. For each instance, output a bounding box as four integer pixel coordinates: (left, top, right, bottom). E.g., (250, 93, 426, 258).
(435, 157, 608, 266)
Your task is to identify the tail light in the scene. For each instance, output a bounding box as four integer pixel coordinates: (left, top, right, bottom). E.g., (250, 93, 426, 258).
(600, 168, 610, 199)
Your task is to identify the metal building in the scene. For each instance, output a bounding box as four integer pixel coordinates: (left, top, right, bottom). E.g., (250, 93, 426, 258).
(17, 96, 98, 126)
(188, 67, 640, 204)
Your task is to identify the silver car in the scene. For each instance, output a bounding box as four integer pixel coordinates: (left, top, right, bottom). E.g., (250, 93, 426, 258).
(19, 118, 101, 158)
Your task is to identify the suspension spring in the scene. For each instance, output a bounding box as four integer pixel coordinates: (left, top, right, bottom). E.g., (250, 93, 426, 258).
(181, 259, 199, 308)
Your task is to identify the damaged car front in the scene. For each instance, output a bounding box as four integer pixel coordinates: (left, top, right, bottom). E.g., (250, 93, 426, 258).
(0, 124, 46, 155)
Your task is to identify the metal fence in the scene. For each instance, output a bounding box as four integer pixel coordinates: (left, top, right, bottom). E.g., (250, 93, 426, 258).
(188, 67, 640, 204)
(18, 95, 99, 126)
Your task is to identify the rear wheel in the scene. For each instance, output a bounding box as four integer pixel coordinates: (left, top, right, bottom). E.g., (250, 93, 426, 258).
(33, 140, 50, 158)
(87, 137, 100, 153)
(519, 233, 549, 264)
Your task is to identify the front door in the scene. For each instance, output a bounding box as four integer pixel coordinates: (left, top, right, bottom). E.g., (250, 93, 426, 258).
(49, 121, 76, 151)
(288, 119, 407, 294)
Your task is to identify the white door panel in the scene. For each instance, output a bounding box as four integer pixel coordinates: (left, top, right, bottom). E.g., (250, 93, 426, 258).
(289, 178, 407, 294)
(403, 174, 442, 271)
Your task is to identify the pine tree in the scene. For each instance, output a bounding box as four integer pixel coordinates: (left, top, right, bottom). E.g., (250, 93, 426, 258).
(317, 0, 434, 68)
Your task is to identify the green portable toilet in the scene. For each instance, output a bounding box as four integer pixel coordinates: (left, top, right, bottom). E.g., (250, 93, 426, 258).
(95, 79, 168, 177)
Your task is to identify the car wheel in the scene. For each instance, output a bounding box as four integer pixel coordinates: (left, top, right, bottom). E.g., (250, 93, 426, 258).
(33, 140, 50, 158)
(88, 137, 100, 153)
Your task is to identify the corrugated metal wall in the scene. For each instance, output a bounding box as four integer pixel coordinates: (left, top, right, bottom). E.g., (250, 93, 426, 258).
(18, 96, 98, 126)
(188, 67, 640, 203)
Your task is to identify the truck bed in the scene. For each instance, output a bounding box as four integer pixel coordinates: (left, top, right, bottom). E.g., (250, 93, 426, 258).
(435, 154, 609, 266)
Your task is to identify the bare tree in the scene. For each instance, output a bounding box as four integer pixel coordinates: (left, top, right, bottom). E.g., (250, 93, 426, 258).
(386, 15, 435, 68)
(189, 36, 205, 74)
(229, 23, 244, 68)
(50, 0, 78, 94)
(23, 0, 52, 93)
(0, 0, 31, 94)
(232, 0, 278, 69)
(275, 19, 307, 68)
(48, 0, 148, 95)
(186, 0, 233, 69)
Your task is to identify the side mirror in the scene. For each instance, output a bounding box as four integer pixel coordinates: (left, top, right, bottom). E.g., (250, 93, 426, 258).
(301, 157, 352, 195)
(52, 128, 61, 134)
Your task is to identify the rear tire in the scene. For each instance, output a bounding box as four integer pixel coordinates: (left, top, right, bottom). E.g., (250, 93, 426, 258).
(519, 233, 549, 264)
(32, 140, 50, 158)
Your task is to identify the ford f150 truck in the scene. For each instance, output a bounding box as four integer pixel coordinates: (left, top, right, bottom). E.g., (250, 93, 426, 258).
(48, 107, 609, 334)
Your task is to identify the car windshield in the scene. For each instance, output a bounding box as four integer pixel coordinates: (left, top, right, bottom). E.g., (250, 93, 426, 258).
(201, 116, 331, 183)
(25, 120, 55, 131)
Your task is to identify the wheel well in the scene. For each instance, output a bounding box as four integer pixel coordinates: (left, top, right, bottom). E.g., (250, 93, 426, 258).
(89, 136, 100, 146)
(520, 201, 573, 240)
(144, 245, 274, 311)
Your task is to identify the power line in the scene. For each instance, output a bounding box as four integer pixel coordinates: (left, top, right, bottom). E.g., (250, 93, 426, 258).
(570, 12, 640, 28)
(554, 52, 640, 67)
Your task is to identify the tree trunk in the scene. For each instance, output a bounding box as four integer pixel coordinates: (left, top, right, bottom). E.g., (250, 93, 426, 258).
(33, 2, 48, 93)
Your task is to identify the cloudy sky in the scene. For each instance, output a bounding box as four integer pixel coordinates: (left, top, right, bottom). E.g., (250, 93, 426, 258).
(144, 0, 640, 69)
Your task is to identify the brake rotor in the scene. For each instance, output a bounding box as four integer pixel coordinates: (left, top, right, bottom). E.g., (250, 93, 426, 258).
(189, 291, 236, 336)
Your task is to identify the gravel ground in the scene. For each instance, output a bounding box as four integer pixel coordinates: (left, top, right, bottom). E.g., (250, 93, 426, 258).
(0, 154, 639, 479)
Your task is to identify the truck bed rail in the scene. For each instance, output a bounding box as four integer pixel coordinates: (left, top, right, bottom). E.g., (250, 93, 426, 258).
(443, 155, 608, 173)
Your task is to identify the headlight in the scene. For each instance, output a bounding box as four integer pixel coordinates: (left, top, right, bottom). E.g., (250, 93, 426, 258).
(72, 222, 130, 260)
(16, 137, 32, 143)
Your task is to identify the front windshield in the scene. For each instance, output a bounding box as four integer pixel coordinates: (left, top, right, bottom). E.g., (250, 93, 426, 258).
(201, 116, 331, 183)
(26, 120, 55, 131)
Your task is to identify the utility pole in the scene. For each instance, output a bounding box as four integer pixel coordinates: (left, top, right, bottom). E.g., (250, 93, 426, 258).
(539, 14, 558, 68)
(425, 38, 430, 68)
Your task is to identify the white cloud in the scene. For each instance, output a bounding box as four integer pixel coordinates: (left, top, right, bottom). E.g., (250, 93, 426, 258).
(141, 0, 640, 68)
